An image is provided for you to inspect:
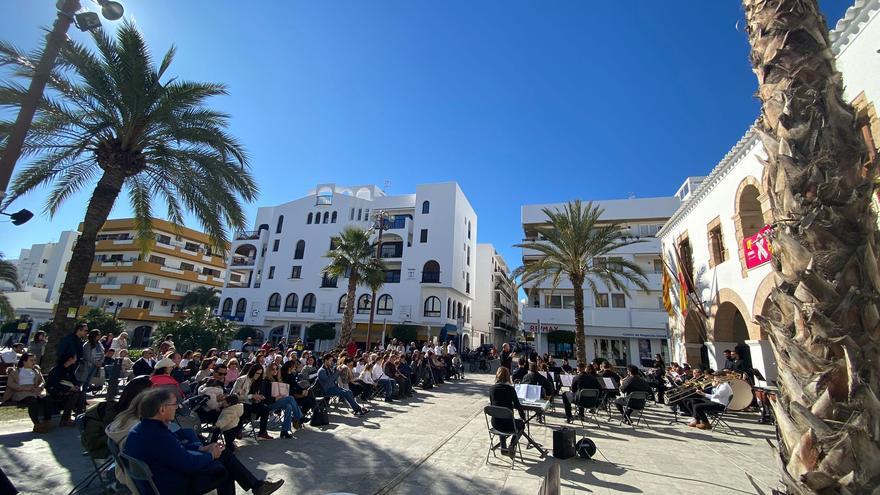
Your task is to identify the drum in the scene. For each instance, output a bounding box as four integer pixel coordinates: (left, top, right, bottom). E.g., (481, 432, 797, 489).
(726, 378, 753, 411)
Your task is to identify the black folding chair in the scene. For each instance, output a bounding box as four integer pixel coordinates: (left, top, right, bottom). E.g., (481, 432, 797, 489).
(707, 397, 737, 435)
(618, 391, 651, 429)
(483, 405, 524, 468)
(68, 413, 113, 495)
(118, 453, 161, 495)
(575, 389, 603, 428)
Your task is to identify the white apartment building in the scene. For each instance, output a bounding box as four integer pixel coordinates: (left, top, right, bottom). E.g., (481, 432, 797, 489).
(218, 182, 477, 347)
(520, 197, 680, 366)
(657, 0, 880, 381)
(10, 230, 78, 303)
(473, 244, 519, 348)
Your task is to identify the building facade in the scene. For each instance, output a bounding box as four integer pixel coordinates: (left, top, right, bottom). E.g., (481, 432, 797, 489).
(218, 182, 477, 347)
(78, 218, 228, 346)
(520, 197, 680, 366)
(657, 0, 880, 381)
(9, 230, 78, 304)
(473, 244, 519, 348)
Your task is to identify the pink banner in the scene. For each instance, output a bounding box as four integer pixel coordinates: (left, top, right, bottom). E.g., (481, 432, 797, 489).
(743, 225, 772, 270)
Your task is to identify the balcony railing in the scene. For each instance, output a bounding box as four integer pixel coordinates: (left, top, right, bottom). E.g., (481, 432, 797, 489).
(385, 217, 407, 230)
(231, 257, 256, 266)
(421, 271, 440, 283)
(235, 230, 261, 240)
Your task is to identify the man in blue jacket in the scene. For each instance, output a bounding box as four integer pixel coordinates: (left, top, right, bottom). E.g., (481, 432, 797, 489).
(123, 387, 283, 495)
(317, 354, 369, 416)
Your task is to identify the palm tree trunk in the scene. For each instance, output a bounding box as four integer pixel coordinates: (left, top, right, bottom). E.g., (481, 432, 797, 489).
(571, 277, 587, 365)
(743, 1, 880, 493)
(340, 273, 358, 345)
(45, 168, 126, 364)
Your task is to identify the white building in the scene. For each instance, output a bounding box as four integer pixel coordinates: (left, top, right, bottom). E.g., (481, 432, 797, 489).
(473, 244, 519, 348)
(657, 0, 880, 380)
(218, 182, 478, 347)
(9, 231, 78, 303)
(520, 196, 680, 366)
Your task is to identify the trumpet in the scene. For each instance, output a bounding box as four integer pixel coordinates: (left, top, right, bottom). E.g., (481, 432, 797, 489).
(665, 376, 714, 403)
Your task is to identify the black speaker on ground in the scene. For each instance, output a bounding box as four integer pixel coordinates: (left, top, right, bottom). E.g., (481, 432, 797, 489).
(552, 427, 576, 459)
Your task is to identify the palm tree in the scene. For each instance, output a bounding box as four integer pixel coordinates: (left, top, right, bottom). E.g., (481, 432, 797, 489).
(323, 227, 385, 345)
(0, 256, 21, 319)
(179, 286, 220, 311)
(512, 200, 648, 365)
(742, 1, 880, 493)
(0, 22, 256, 358)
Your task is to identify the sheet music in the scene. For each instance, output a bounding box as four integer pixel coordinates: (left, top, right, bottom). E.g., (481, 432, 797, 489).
(560, 374, 574, 387)
(538, 371, 548, 378)
(602, 377, 616, 389)
(515, 384, 542, 401)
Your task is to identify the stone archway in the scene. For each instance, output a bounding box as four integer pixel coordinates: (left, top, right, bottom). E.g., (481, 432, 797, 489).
(733, 176, 772, 276)
(751, 273, 779, 340)
(710, 288, 759, 342)
(682, 311, 707, 368)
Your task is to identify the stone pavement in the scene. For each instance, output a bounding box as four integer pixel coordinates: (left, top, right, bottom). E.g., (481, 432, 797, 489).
(0, 373, 783, 494)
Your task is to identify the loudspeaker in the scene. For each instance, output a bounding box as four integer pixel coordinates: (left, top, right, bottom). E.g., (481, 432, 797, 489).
(576, 437, 597, 459)
(552, 427, 576, 459)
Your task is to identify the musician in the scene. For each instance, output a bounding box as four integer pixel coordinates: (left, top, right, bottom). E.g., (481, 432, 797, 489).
(679, 364, 694, 381)
(687, 371, 733, 429)
(730, 351, 750, 378)
(488, 367, 525, 456)
(511, 357, 529, 383)
(614, 365, 651, 424)
(672, 368, 710, 416)
(561, 362, 600, 423)
(722, 350, 735, 371)
(599, 362, 622, 399)
(521, 363, 555, 399)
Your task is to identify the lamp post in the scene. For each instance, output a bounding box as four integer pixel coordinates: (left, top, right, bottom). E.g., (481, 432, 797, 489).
(106, 299, 123, 320)
(0, 0, 124, 205)
(365, 210, 388, 351)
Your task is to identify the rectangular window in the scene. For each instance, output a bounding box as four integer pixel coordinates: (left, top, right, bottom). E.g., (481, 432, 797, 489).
(144, 278, 159, 289)
(595, 293, 609, 308)
(155, 234, 171, 245)
(467, 246, 470, 266)
(420, 229, 428, 243)
(357, 209, 362, 221)
(268, 266, 275, 279)
(383, 270, 401, 283)
(184, 242, 200, 252)
(593, 257, 606, 269)
(611, 293, 626, 308)
(142, 300, 152, 310)
(290, 266, 302, 279)
(708, 223, 727, 266)
(273, 239, 280, 252)
(350, 208, 355, 220)
(179, 262, 195, 272)
(380, 242, 403, 258)
(175, 282, 190, 293)
(148, 255, 166, 266)
(653, 259, 663, 274)
(364, 209, 370, 221)
(202, 267, 221, 277)
(543, 294, 575, 309)
(321, 273, 338, 288)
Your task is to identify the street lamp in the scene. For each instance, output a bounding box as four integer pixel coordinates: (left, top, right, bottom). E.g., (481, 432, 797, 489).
(0, 0, 124, 206)
(105, 299, 124, 319)
(365, 209, 389, 350)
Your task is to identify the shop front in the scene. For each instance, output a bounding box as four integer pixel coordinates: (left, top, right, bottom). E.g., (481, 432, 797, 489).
(529, 322, 670, 366)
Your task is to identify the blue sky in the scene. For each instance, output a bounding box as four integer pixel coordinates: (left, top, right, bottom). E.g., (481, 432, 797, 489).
(0, 0, 854, 273)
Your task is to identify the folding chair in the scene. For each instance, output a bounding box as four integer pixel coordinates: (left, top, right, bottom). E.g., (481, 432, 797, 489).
(619, 391, 651, 429)
(707, 398, 737, 435)
(575, 389, 603, 428)
(484, 405, 525, 468)
(119, 453, 161, 495)
(67, 413, 113, 495)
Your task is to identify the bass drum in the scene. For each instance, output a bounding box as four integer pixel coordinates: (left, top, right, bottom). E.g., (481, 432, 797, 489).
(727, 379, 753, 411)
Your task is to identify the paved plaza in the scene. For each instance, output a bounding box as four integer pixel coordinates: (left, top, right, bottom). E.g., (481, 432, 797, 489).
(0, 373, 782, 495)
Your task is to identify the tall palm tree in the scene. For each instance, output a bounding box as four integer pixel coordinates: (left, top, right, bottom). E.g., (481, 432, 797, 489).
(179, 286, 220, 311)
(742, 1, 880, 493)
(0, 22, 256, 358)
(513, 200, 648, 365)
(323, 227, 385, 345)
(0, 256, 21, 319)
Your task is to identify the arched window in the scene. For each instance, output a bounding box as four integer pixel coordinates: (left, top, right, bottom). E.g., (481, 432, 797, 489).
(221, 298, 233, 316)
(301, 293, 316, 313)
(284, 293, 298, 312)
(267, 293, 281, 311)
(421, 260, 440, 283)
(323, 212, 329, 224)
(377, 294, 393, 315)
(294, 240, 305, 259)
(337, 295, 347, 314)
(234, 298, 247, 317)
(457, 302, 463, 319)
(424, 296, 441, 317)
(276, 215, 284, 234)
(422, 200, 430, 214)
(258, 223, 269, 232)
(307, 212, 313, 224)
(357, 294, 372, 314)
(331, 211, 337, 223)
(447, 298, 452, 319)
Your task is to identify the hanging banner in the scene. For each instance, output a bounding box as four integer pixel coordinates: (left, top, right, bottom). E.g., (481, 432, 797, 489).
(743, 225, 773, 270)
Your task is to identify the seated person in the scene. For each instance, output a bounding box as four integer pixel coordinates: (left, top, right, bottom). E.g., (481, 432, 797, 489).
(686, 372, 733, 429)
(197, 365, 229, 423)
(212, 394, 245, 450)
(46, 353, 84, 426)
(511, 357, 529, 383)
(520, 363, 555, 399)
(488, 367, 526, 457)
(123, 387, 284, 495)
(2, 353, 52, 432)
(560, 362, 601, 423)
(614, 365, 652, 424)
(150, 357, 184, 400)
(0, 343, 25, 364)
(231, 366, 274, 440)
(317, 355, 369, 416)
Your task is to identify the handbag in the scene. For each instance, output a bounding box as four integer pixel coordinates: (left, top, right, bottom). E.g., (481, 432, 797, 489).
(271, 381, 289, 399)
(310, 399, 330, 426)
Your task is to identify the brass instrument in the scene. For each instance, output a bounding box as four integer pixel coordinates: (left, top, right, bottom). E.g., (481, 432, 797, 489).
(665, 376, 713, 403)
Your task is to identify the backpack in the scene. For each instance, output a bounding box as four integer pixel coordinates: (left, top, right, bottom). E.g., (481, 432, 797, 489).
(310, 399, 330, 426)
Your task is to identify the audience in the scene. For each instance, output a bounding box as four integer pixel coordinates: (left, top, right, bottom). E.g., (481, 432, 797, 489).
(3, 353, 52, 432)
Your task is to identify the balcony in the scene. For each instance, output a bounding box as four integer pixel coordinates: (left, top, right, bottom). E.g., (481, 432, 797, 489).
(235, 230, 262, 241)
(421, 271, 441, 283)
(385, 217, 408, 230)
(231, 257, 256, 267)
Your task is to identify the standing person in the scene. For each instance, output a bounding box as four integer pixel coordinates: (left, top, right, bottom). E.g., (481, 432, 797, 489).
(29, 331, 47, 367)
(346, 339, 357, 358)
(500, 343, 513, 372)
(446, 339, 457, 356)
(101, 332, 114, 353)
(3, 353, 52, 433)
(488, 366, 526, 456)
(132, 348, 156, 377)
(103, 348, 121, 399)
(722, 350, 735, 371)
(81, 330, 105, 394)
(56, 323, 87, 366)
(110, 332, 129, 354)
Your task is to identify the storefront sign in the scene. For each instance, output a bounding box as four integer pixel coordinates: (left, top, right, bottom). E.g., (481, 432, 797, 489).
(528, 324, 560, 333)
(743, 226, 773, 270)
